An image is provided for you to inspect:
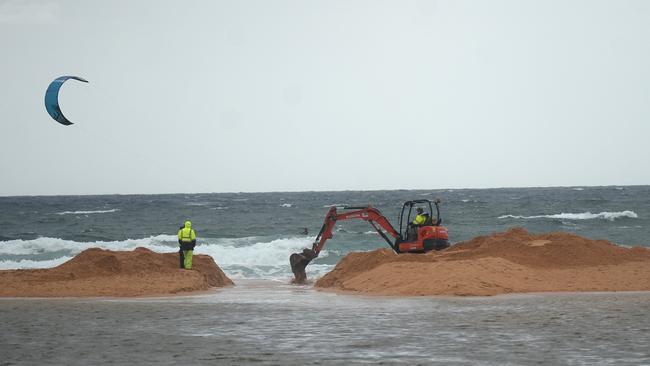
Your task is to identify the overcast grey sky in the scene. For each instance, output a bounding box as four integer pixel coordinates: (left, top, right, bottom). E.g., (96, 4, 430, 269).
(1, 0, 648, 196)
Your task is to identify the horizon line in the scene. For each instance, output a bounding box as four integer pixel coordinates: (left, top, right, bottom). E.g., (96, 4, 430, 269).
(1, 184, 647, 199)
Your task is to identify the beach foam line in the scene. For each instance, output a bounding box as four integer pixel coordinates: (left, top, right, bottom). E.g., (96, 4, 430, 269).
(197, 236, 335, 279)
(198, 237, 317, 267)
(56, 209, 120, 215)
(0, 235, 327, 279)
(499, 210, 638, 221)
(0, 235, 178, 256)
(0, 256, 73, 270)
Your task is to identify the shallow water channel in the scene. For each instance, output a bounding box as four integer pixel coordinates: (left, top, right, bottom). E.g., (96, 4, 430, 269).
(1, 280, 649, 365)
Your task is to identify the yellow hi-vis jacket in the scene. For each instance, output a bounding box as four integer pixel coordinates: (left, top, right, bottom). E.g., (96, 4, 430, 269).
(178, 221, 196, 243)
(412, 214, 427, 226)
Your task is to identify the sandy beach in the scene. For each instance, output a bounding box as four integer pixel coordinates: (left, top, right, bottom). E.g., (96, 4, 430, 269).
(0, 247, 233, 297)
(316, 228, 650, 296)
(3, 228, 650, 298)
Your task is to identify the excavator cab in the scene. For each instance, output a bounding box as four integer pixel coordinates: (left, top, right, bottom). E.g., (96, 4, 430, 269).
(401, 199, 442, 227)
(395, 199, 449, 253)
(400, 199, 440, 240)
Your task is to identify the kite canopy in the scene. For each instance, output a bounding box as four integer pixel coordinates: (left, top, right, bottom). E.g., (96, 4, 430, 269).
(44, 76, 88, 126)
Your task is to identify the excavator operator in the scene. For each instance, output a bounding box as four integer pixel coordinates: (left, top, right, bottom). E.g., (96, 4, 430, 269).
(412, 207, 429, 226)
(407, 207, 429, 241)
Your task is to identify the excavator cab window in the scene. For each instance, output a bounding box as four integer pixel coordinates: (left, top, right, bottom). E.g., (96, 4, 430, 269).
(398, 199, 442, 241)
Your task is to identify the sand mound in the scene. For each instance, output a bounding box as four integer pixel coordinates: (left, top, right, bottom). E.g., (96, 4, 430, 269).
(0, 247, 233, 297)
(315, 228, 650, 296)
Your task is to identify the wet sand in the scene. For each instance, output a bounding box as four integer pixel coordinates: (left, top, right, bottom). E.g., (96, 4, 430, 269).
(1, 279, 649, 365)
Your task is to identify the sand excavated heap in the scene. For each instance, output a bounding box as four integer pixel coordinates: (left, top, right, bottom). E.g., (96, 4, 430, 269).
(0, 247, 233, 297)
(315, 228, 650, 296)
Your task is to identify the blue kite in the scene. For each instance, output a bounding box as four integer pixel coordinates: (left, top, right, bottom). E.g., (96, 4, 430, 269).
(44, 76, 88, 126)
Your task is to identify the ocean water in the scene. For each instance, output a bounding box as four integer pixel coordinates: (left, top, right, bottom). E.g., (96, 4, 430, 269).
(1, 187, 650, 365)
(1, 186, 648, 279)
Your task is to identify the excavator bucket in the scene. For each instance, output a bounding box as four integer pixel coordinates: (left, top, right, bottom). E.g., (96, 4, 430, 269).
(289, 248, 317, 284)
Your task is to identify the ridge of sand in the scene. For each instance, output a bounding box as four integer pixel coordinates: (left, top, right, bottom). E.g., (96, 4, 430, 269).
(315, 228, 650, 296)
(0, 247, 234, 297)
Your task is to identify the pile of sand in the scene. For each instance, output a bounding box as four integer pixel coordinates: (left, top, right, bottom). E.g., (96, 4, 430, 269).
(0, 247, 233, 297)
(315, 228, 650, 296)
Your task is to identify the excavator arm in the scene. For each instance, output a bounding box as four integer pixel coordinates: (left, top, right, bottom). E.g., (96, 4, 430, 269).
(290, 206, 401, 283)
(312, 206, 400, 255)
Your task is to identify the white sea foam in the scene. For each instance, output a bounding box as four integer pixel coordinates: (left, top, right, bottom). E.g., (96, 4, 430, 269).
(572, 188, 584, 191)
(0, 235, 328, 279)
(0, 235, 178, 256)
(498, 210, 638, 221)
(56, 209, 120, 215)
(280, 203, 293, 208)
(0, 257, 73, 270)
(198, 237, 315, 267)
(197, 236, 332, 279)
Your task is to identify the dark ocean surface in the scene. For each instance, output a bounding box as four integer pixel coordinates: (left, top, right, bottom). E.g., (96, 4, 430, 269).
(0, 186, 648, 279)
(1, 187, 649, 365)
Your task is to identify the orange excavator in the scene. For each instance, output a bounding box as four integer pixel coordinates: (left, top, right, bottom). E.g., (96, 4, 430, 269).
(290, 199, 450, 283)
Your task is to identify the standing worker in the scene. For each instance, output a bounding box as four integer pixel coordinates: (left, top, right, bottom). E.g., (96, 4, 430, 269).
(177, 221, 197, 269)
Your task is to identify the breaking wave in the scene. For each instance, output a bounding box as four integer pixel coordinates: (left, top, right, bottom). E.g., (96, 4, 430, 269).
(56, 209, 120, 215)
(199, 236, 331, 279)
(0, 235, 332, 279)
(498, 211, 638, 221)
(0, 257, 73, 270)
(0, 235, 178, 256)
